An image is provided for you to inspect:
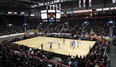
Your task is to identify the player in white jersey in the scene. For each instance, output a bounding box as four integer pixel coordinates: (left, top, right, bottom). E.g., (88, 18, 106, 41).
(70, 40, 73, 47)
(72, 40, 76, 49)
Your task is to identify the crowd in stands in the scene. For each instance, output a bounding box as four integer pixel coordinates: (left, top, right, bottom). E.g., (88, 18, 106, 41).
(0, 15, 23, 36)
(0, 15, 115, 37)
(36, 19, 110, 37)
(0, 34, 111, 67)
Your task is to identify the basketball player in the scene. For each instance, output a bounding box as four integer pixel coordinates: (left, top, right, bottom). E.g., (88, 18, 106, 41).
(72, 40, 76, 49)
(58, 43, 61, 49)
(62, 38, 65, 45)
(49, 42, 53, 50)
(41, 43, 43, 51)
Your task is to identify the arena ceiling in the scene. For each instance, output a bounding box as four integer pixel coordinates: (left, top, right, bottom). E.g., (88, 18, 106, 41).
(0, 0, 114, 10)
(0, 0, 116, 15)
(0, 0, 67, 10)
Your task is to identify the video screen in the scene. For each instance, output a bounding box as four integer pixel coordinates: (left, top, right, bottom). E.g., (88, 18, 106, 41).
(41, 10, 61, 20)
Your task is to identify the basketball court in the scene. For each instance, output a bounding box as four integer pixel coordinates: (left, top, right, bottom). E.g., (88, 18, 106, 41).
(14, 36, 96, 56)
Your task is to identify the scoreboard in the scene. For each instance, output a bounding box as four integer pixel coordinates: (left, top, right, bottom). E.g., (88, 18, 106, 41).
(41, 10, 61, 22)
